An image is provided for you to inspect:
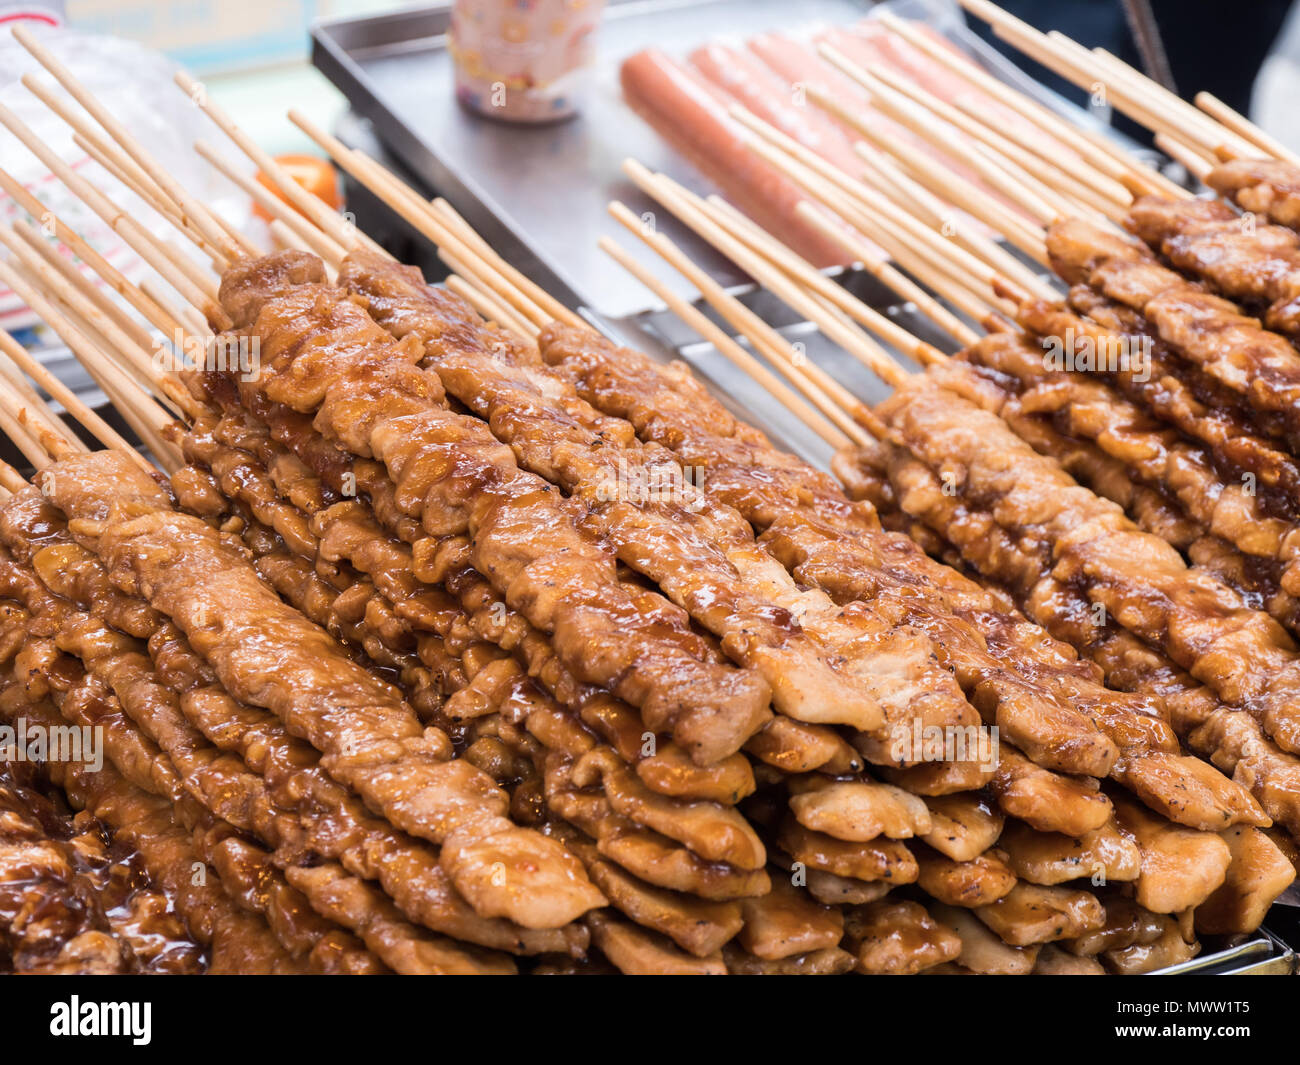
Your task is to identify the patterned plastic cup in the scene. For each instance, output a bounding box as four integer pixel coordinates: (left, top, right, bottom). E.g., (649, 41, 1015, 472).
(449, 0, 606, 123)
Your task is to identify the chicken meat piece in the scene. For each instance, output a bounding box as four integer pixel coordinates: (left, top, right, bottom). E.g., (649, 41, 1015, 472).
(997, 819, 1141, 885)
(974, 882, 1105, 946)
(777, 820, 919, 884)
(722, 944, 856, 974)
(737, 876, 844, 959)
(915, 846, 1017, 907)
(843, 899, 962, 975)
(1111, 794, 1231, 913)
(930, 903, 1039, 974)
(1194, 824, 1296, 935)
(788, 775, 932, 841)
(920, 793, 1004, 862)
(587, 912, 726, 975)
(1102, 923, 1198, 974)
(1033, 944, 1105, 974)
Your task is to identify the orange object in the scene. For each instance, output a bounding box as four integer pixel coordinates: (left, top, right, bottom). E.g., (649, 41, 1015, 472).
(253, 154, 341, 221)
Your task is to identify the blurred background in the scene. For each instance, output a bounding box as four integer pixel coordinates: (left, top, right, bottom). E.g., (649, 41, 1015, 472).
(10, 0, 1297, 153)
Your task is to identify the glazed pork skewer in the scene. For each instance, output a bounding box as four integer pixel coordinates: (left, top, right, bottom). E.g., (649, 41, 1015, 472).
(5, 263, 967, 972)
(590, 164, 1300, 832)
(8, 388, 605, 930)
(0, 313, 624, 964)
(0, 421, 337, 972)
(486, 248, 1289, 957)
(584, 211, 1298, 934)
(7, 189, 873, 967)
(0, 85, 1107, 972)
(7, 25, 1289, 972)
(0, 371, 585, 972)
(740, 103, 1300, 615)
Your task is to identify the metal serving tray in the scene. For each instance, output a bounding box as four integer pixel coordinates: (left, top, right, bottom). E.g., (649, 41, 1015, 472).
(309, 0, 1109, 320)
(310, 0, 1130, 465)
(1159, 933, 1295, 977)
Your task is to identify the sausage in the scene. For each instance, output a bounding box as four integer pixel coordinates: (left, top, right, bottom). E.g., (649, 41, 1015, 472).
(830, 20, 1074, 160)
(619, 48, 851, 268)
(815, 24, 1038, 228)
(688, 41, 867, 180)
(747, 31, 909, 146)
(750, 28, 996, 238)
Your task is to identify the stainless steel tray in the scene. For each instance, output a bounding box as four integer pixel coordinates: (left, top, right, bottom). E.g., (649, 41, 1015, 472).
(310, 0, 1111, 321)
(311, 0, 869, 322)
(1159, 932, 1295, 976)
(310, 0, 1128, 465)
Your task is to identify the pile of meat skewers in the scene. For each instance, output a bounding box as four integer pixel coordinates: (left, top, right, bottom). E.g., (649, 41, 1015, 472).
(0, 16, 1298, 975)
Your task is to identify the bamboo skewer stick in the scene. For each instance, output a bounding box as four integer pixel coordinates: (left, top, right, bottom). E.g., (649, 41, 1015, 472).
(863, 21, 1130, 209)
(850, 53, 1126, 222)
(287, 108, 566, 333)
(743, 92, 1048, 296)
(848, 132, 1049, 267)
(1194, 92, 1300, 168)
(0, 325, 107, 450)
(291, 110, 573, 335)
(0, 337, 82, 446)
(60, 337, 183, 473)
(6, 231, 216, 469)
(438, 246, 539, 340)
(608, 200, 885, 440)
(1083, 44, 1260, 161)
(0, 457, 29, 494)
(22, 72, 236, 271)
(776, 199, 980, 346)
(824, 160, 1043, 336)
(13, 25, 248, 264)
(0, 100, 227, 325)
(793, 203, 1001, 337)
(708, 192, 978, 347)
(139, 278, 208, 344)
(834, 150, 1030, 313)
(431, 197, 588, 331)
(1054, 36, 1248, 162)
(0, 274, 151, 472)
(616, 221, 893, 443)
(1154, 134, 1214, 183)
(0, 394, 56, 468)
(59, 128, 231, 297)
(626, 162, 911, 385)
(171, 70, 381, 262)
(2, 253, 185, 469)
(818, 42, 1067, 230)
(0, 220, 198, 425)
(194, 141, 346, 268)
(70, 129, 232, 272)
(445, 273, 538, 345)
(839, 129, 1055, 301)
(955, 1, 1259, 167)
(877, 8, 1185, 200)
(0, 166, 185, 339)
(844, 135, 1054, 268)
(597, 235, 850, 449)
(23, 68, 236, 260)
(2, 227, 168, 401)
(740, 125, 982, 304)
(11, 219, 157, 356)
(267, 217, 315, 258)
(730, 104, 1046, 304)
(433, 235, 549, 330)
(645, 166, 946, 366)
